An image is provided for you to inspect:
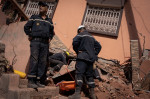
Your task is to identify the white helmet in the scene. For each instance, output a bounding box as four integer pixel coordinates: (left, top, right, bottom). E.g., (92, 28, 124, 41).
(78, 25, 85, 30)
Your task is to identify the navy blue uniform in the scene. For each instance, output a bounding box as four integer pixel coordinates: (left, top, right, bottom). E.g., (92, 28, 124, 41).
(49, 53, 67, 65)
(73, 30, 101, 88)
(24, 15, 54, 81)
(48, 53, 67, 72)
(24, 15, 54, 40)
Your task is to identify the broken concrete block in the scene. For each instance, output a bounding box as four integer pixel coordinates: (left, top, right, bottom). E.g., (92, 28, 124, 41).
(52, 61, 76, 79)
(19, 79, 28, 88)
(0, 74, 19, 93)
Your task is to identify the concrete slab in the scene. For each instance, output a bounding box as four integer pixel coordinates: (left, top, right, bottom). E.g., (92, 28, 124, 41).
(0, 74, 59, 99)
(7, 86, 59, 99)
(0, 74, 19, 93)
(19, 79, 28, 88)
(52, 61, 75, 79)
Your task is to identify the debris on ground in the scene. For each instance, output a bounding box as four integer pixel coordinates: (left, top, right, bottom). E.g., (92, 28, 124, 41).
(45, 57, 150, 99)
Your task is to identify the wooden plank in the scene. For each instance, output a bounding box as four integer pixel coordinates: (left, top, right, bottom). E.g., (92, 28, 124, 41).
(9, 0, 28, 20)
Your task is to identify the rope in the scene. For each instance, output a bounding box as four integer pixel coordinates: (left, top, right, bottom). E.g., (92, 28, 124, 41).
(65, 59, 75, 81)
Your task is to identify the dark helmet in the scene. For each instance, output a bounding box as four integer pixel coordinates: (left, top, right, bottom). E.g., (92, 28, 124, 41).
(38, 1, 48, 7)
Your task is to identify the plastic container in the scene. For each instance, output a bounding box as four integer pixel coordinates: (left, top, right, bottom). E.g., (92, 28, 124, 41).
(57, 81, 75, 91)
(14, 70, 26, 79)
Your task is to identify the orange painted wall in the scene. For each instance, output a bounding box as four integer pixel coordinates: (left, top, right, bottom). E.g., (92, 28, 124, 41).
(0, 22, 29, 72)
(131, 0, 150, 50)
(53, 0, 131, 63)
(1, 0, 150, 73)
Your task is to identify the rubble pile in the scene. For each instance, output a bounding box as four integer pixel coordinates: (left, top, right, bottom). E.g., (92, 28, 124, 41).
(92, 59, 150, 99)
(45, 57, 150, 99)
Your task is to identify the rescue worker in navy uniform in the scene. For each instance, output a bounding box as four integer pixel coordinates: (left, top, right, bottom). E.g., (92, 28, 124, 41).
(69, 25, 101, 99)
(24, 1, 54, 88)
(47, 51, 76, 75)
(48, 51, 68, 72)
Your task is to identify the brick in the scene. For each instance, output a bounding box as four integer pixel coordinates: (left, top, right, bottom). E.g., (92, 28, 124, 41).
(130, 40, 141, 90)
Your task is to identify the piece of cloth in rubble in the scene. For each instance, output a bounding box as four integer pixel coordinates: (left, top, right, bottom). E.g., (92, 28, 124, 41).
(48, 52, 68, 73)
(49, 52, 67, 65)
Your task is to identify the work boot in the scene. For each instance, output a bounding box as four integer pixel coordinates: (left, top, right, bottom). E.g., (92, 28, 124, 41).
(89, 88, 96, 99)
(36, 81, 45, 88)
(27, 80, 38, 88)
(68, 87, 81, 99)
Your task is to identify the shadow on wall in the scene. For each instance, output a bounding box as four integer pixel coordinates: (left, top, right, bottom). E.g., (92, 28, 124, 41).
(124, 0, 142, 58)
(92, 32, 118, 39)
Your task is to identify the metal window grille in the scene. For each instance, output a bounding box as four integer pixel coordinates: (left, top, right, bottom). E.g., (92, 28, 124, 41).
(25, 0, 57, 18)
(82, 5, 123, 36)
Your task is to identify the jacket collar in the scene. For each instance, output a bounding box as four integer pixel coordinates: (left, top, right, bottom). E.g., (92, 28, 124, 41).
(38, 14, 49, 20)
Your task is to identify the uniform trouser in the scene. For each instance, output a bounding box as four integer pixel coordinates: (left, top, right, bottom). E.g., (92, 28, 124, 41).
(27, 41, 49, 81)
(75, 59, 95, 89)
(49, 58, 64, 68)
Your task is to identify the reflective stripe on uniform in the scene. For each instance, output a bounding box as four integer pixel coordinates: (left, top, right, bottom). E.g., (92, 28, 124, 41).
(27, 75, 36, 78)
(76, 35, 93, 38)
(77, 80, 83, 83)
(87, 82, 95, 85)
(37, 77, 40, 79)
(29, 19, 53, 26)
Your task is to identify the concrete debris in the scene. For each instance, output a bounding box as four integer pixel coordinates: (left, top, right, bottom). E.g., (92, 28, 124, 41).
(1, 37, 150, 98)
(48, 57, 150, 98)
(93, 61, 150, 99)
(0, 74, 59, 99)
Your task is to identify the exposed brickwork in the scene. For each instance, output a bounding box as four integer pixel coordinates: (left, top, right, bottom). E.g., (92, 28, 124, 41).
(0, 42, 6, 76)
(130, 40, 141, 90)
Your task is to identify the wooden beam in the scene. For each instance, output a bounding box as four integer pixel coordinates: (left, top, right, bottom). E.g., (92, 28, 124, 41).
(9, 0, 29, 20)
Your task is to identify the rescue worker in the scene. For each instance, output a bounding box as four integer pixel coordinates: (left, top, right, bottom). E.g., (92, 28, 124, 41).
(47, 51, 76, 75)
(69, 25, 101, 99)
(24, 1, 54, 88)
(48, 51, 69, 75)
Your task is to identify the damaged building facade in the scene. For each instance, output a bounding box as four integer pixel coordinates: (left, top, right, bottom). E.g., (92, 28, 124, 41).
(0, 0, 150, 99)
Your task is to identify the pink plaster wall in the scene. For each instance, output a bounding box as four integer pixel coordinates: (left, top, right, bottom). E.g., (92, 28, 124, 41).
(0, 0, 150, 73)
(53, 0, 131, 63)
(131, 0, 150, 50)
(0, 22, 30, 73)
(0, 0, 6, 26)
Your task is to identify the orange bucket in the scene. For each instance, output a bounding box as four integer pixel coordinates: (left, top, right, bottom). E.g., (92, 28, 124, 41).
(57, 81, 75, 91)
